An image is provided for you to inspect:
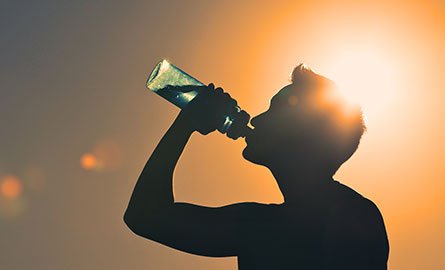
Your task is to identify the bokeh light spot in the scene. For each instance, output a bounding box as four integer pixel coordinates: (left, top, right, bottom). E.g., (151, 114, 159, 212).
(1, 175, 23, 199)
(81, 153, 98, 170)
(80, 139, 121, 172)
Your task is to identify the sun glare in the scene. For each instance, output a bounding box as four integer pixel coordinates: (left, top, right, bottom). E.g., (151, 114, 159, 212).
(325, 50, 395, 119)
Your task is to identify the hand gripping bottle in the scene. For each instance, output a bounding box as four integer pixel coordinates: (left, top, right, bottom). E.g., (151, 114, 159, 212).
(146, 59, 250, 138)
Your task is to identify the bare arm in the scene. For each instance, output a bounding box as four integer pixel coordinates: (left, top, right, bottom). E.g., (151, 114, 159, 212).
(124, 85, 260, 257)
(123, 110, 192, 221)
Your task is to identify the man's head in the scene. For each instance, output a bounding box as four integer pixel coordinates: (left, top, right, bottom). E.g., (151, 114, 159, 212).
(243, 64, 366, 176)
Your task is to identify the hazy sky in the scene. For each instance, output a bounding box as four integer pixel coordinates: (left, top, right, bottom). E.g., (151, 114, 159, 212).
(1, 1, 445, 269)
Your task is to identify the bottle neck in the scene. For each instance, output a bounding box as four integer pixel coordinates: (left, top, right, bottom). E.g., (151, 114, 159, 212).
(219, 106, 252, 139)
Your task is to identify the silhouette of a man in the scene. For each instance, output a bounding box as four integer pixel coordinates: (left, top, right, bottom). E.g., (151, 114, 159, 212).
(124, 64, 389, 269)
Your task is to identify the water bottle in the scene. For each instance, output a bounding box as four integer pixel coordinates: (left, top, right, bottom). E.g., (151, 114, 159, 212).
(146, 59, 250, 138)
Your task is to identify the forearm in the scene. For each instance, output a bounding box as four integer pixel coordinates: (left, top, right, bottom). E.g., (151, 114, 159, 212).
(125, 112, 194, 218)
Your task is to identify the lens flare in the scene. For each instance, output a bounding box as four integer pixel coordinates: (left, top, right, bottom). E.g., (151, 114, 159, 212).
(325, 50, 396, 119)
(0, 175, 23, 199)
(81, 153, 98, 171)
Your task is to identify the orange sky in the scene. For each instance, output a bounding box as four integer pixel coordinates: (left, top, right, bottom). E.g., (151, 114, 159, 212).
(1, 1, 444, 269)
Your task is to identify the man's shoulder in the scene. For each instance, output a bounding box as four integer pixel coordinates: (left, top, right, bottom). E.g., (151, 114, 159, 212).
(327, 182, 390, 264)
(330, 180, 364, 199)
(329, 180, 384, 220)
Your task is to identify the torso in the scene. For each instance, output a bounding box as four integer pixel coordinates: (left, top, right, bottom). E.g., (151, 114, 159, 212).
(237, 181, 388, 270)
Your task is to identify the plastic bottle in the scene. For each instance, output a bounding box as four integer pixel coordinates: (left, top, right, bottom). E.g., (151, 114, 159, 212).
(146, 59, 250, 138)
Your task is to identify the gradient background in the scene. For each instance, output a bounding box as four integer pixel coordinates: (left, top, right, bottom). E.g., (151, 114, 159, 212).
(1, 0, 444, 269)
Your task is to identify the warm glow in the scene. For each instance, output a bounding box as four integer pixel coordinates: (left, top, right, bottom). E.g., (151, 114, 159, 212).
(287, 95, 299, 106)
(1, 175, 23, 199)
(81, 153, 98, 170)
(2, 1, 445, 269)
(324, 50, 396, 119)
(93, 139, 122, 171)
(24, 166, 46, 191)
(80, 140, 121, 172)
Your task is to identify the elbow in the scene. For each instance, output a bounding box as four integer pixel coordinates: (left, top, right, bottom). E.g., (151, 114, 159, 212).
(123, 209, 144, 236)
(123, 210, 135, 231)
(123, 209, 159, 239)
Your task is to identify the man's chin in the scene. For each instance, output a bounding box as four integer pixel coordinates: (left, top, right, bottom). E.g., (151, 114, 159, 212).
(242, 146, 266, 166)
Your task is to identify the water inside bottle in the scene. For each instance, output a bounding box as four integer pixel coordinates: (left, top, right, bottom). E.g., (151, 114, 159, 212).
(146, 60, 204, 108)
(146, 59, 252, 138)
(155, 85, 201, 108)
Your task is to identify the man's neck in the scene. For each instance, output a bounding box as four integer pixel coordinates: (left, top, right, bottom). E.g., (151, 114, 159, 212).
(269, 163, 333, 205)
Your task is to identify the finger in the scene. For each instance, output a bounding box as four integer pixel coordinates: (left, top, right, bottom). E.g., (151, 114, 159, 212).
(227, 131, 238, 140)
(226, 109, 250, 139)
(227, 98, 238, 110)
(215, 87, 224, 94)
(226, 120, 242, 139)
(238, 110, 250, 125)
(219, 92, 236, 106)
(186, 85, 209, 95)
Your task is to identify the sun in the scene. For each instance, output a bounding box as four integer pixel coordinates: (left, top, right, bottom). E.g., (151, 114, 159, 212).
(324, 50, 396, 120)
